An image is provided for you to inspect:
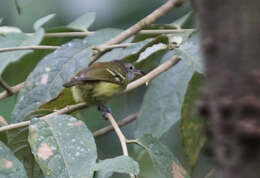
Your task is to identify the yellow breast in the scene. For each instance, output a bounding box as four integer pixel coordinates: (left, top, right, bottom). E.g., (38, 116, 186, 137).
(72, 81, 126, 105)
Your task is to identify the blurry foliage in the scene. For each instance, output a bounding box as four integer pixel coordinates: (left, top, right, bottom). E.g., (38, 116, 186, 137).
(0, 3, 212, 178)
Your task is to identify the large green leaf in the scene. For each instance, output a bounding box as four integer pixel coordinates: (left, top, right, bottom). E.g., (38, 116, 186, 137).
(0, 28, 44, 75)
(67, 12, 96, 31)
(0, 141, 27, 178)
(11, 39, 92, 123)
(94, 156, 139, 177)
(180, 73, 206, 170)
(137, 135, 190, 178)
(135, 51, 195, 138)
(7, 127, 43, 178)
(175, 32, 203, 73)
(2, 27, 83, 87)
(28, 115, 97, 178)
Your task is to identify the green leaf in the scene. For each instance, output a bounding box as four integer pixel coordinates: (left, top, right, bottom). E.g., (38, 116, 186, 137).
(1, 27, 81, 87)
(0, 29, 44, 75)
(137, 135, 190, 178)
(135, 36, 169, 72)
(7, 127, 43, 178)
(0, 141, 27, 178)
(170, 11, 194, 29)
(99, 35, 168, 63)
(180, 73, 206, 170)
(135, 51, 195, 138)
(28, 115, 97, 178)
(11, 39, 92, 123)
(67, 12, 96, 31)
(34, 14, 56, 31)
(94, 156, 139, 177)
(175, 32, 203, 73)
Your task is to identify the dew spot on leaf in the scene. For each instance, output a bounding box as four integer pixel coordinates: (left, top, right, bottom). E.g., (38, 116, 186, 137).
(5, 159, 13, 168)
(37, 142, 53, 160)
(67, 121, 84, 126)
(172, 162, 186, 178)
(40, 74, 49, 84)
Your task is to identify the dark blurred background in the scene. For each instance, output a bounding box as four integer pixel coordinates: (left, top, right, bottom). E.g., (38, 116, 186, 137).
(0, 0, 191, 31)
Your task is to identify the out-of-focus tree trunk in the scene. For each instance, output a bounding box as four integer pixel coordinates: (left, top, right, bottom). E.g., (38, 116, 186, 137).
(191, 0, 260, 178)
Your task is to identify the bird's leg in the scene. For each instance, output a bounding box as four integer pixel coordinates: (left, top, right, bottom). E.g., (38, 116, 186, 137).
(97, 103, 112, 119)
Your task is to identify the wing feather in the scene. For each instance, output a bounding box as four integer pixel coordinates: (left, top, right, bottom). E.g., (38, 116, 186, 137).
(63, 61, 128, 88)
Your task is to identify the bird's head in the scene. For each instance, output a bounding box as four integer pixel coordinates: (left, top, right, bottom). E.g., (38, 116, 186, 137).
(123, 62, 145, 81)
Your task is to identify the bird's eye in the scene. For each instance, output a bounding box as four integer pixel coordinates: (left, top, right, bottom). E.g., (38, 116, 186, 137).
(129, 66, 133, 70)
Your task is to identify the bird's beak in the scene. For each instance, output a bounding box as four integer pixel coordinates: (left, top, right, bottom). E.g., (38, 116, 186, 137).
(134, 69, 145, 76)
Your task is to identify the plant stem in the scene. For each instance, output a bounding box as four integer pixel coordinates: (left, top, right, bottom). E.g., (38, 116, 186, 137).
(0, 45, 58, 52)
(124, 56, 181, 92)
(0, 77, 14, 94)
(0, 103, 87, 132)
(105, 112, 135, 178)
(89, 0, 185, 66)
(26, 29, 195, 38)
(93, 113, 138, 137)
(0, 82, 24, 100)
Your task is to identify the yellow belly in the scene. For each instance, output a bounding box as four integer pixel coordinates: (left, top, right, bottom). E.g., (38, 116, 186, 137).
(72, 81, 126, 105)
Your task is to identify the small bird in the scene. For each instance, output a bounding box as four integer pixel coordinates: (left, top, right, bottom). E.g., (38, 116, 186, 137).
(63, 60, 144, 115)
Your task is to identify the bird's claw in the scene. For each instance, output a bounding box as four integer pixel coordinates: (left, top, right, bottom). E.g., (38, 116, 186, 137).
(98, 104, 112, 120)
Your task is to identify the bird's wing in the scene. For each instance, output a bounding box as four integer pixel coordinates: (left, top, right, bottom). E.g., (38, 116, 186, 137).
(63, 61, 128, 88)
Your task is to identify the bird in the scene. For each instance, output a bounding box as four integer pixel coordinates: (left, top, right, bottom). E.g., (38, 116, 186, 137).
(63, 60, 144, 116)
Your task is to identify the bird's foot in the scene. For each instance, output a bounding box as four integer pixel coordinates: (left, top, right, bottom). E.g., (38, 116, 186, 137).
(97, 104, 112, 120)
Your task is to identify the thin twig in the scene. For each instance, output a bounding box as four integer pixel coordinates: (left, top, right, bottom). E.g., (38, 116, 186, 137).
(99, 43, 135, 51)
(105, 113, 129, 155)
(105, 112, 135, 178)
(0, 103, 87, 132)
(26, 29, 195, 38)
(93, 112, 138, 137)
(0, 43, 134, 53)
(89, 0, 185, 66)
(138, 29, 196, 34)
(41, 31, 94, 38)
(124, 56, 181, 93)
(0, 77, 14, 94)
(0, 82, 24, 100)
(126, 139, 146, 149)
(0, 45, 59, 52)
(0, 115, 8, 126)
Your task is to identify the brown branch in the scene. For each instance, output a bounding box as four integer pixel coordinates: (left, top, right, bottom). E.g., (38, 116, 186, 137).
(89, 0, 185, 66)
(0, 82, 24, 100)
(0, 115, 8, 126)
(138, 29, 196, 34)
(0, 44, 135, 53)
(0, 77, 14, 94)
(26, 29, 195, 38)
(93, 112, 138, 137)
(124, 56, 181, 93)
(0, 103, 87, 132)
(0, 45, 59, 52)
(105, 112, 135, 178)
